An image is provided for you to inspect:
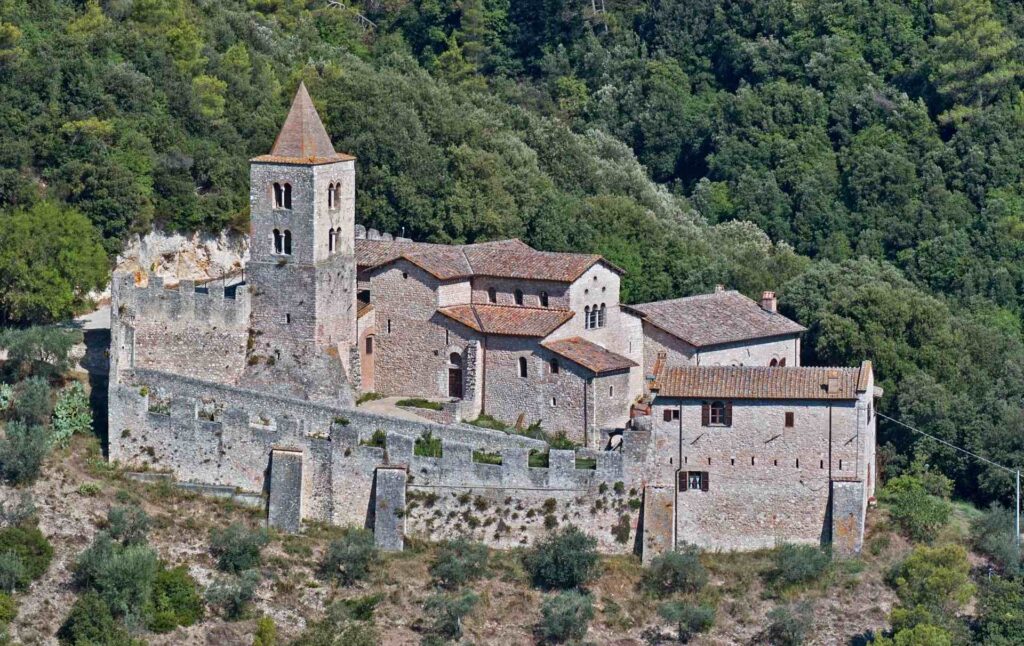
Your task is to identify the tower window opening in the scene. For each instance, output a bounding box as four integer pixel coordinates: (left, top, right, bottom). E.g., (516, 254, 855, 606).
(487, 287, 497, 303)
(328, 228, 335, 253)
(283, 230, 292, 255)
(514, 289, 524, 305)
(273, 183, 284, 208)
(327, 183, 335, 209)
(283, 183, 292, 209)
(273, 229, 283, 254)
(518, 356, 528, 378)
(540, 291, 549, 307)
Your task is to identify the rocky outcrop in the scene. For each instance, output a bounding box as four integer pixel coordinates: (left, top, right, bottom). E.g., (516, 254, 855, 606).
(115, 228, 249, 286)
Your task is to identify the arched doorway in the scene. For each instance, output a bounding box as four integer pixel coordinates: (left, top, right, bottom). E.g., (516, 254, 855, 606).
(448, 352, 463, 399)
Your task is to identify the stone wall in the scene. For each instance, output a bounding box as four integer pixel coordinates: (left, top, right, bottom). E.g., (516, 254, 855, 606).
(696, 335, 801, 368)
(108, 367, 650, 552)
(470, 277, 570, 309)
(113, 273, 251, 384)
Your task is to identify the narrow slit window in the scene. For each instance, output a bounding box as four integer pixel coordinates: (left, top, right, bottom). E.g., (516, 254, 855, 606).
(283, 183, 292, 209)
(785, 412, 794, 428)
(487, 287, 497, 303)
(518, 356, 528, 378)
(283, 230, 292, 255)
(273, 229, 282, 254)
(514, 289, 524, 305)
(540, 291, 549, 307)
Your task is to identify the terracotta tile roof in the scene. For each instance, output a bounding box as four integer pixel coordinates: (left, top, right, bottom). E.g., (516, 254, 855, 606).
(355, 238, 618, 282)
(251, 82, 355, 165)
(623, 290, 805, 347)
(651, 362, 873, 401)
(542, 337, 637, 374)
(437, 304, 573, 337)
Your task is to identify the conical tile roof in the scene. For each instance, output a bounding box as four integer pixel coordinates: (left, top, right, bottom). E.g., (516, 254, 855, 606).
(251, 82, 354, 165)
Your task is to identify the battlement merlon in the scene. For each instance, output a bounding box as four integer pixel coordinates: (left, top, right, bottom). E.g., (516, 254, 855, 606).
(111, 270, 252, 328)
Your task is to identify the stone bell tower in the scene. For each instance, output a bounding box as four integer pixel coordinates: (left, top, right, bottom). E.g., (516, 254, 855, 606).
(243, 82, 357, 403)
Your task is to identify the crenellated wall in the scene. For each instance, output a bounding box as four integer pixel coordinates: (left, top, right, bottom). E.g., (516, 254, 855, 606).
(112, 271, 251, 384)
(108, 366, 650, 551)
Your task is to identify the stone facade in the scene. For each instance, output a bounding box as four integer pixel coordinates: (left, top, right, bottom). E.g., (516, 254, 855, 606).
(107, 84, 878, 558)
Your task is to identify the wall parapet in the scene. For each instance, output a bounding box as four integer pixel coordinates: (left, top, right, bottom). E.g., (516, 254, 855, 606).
(113, 271, 251, 329)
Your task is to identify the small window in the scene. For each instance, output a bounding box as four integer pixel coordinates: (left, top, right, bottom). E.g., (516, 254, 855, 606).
(662, 409, 680, 422)
(333, 184, 341, 208)
(273, 182, 284, 208)
(598, 303, 606, 328)
(550, 397, 557, 407)
(785, 412, 794, 428)
(283, 183, 292, 209)
(366, 336, 373, 354)
(273, 228, 283, 254)
(679, 471, 709, 492)
(402, 271, 409, 279)
(449, 352, 462, 367)
(779, 357, 787, 366)
(584, 306, 591, 329)
(487, 287, 497, 303)
(283, 230, 292, 255)
(770, 358, 778, 367)
(387, 319, 392, 334)
(550, 358, 559, 374)
(328, 228, 335, 252)
(540, 291, 549, 307)
(285, 313, 291, 324)
(704, 400, 728, 426)
(608, 385, 614, 397)
(327, 183, 335, 209)
(518, 356, 528, 378)
(514, 289, 524, 305)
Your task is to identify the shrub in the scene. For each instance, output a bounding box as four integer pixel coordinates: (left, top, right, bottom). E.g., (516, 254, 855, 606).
(657, 601, 715, 642)
(396, 398, 444, 411)
(205, 569, 259, 620)
(874, 623, 953, 646)
(0, 525, 52, 587)
(414, 431, 442, 457)
(73, 533, 158, 620)
(11, 377, 52, 425)
(107, 504, 151, 546)
(291, 599, 380, 646)
(58, 591, 141, 646)
(765, 601, 813, 646)
(209, 523, 269, 573)
(889, 544, 974, 634)
(320, 528, 379, 585)
(879, 475, 951, 542)
(971, 504, 1020, 576)
(0, 493, 35, 528)
(539, 590, 594, 643)
(0, 552, 26, 593)
(472, 450, 502, 465)
(523, 525, 600, 590)
(148, 565, 203, 632)
(359, 429, 386, 448)
(0, 327, 80, 381)
(0, 384, 12, 411)
(355, 391, 384, 405)
(0, 591, 16, 628)
(429, 539, 489, 589)
(253, 615, 277, 646)
(0, 421, 50, 484)
(976, 576, 1024, 645)
(422, 591, 479, 642)
(770, 543, 830, 587)
(467, 414, 509, 431)
(642, 545, 708, 597)
(51, 381, 92, 446)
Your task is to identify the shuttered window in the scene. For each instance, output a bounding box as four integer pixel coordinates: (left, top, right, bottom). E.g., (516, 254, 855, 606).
(679, 471, 710, 492)
(703, 401, 732, 427)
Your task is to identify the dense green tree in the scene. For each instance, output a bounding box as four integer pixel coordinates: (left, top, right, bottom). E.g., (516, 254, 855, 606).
(0, 202, 107, 324)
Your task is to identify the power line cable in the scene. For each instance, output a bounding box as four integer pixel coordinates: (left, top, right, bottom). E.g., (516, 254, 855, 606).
(876, 412, 1015, 474)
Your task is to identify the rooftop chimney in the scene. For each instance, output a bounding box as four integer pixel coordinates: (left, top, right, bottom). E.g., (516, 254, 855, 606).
(760, 290, 777, 313)
(826, 370, 840, 394)
(714, 284, 726, 293)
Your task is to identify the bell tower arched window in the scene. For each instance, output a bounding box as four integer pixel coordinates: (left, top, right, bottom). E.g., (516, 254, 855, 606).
(518, 356, 528, 378)
(328, 228, 335, 253)
(283, 230, 292, 255)
(273, 229, 283, 254)
(598, 303, 606, 328)
(283, 183, 292, 209)
(273, 182, 292, 209)
(327, 183, 335, 209)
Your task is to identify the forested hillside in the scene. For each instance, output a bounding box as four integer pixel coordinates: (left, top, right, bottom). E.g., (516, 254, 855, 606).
(3, 0, 1024, 509)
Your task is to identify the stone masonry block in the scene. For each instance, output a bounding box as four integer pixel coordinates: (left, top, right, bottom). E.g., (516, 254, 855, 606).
(831, 480, 866, 556)
(268, 449, 303, 532)
(386, 432, 414, 465)
(373, 467, 407, 551)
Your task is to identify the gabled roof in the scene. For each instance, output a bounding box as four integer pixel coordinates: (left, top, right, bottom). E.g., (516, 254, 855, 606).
(251, 82, 355, 165)
(651, 362, 873, 401)
(542, 337, 637, 375)
(355, 238, 619, 283)
(437, 304, 573, 337)
(623, 290, 805, 348)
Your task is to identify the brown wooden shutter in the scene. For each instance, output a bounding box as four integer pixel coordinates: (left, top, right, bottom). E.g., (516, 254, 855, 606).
(701, 402, 710, 426)
(724, 401, 733, 426)
(701, 472, 709, 491)
(664, 409, 672, 422)
(678, 471, 688, 491)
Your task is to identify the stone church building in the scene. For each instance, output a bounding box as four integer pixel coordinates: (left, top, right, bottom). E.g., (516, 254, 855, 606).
(107, 84, 879, 557)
